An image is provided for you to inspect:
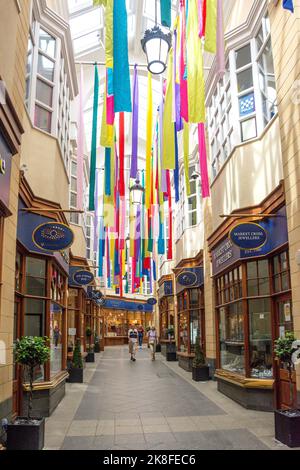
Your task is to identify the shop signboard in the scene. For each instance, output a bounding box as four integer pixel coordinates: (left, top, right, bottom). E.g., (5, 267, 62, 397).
(176, 267, 204, 294)
(230, 222, 267, 250)
(212, 207, 288, 276)
(73, 270, 94, 286)
(102, 298, 153, 312)
(17, 199, 69, 274)
(0, 134, 12, 213)
(147, 298, 157, 305)
(33, 222, 74, 252)
(159, 280, 173, 298)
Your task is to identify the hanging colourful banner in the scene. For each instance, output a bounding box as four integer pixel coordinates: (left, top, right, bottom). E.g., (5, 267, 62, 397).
(204, 0, 217, 53)
(146, 72, 153, 209)
(130, 65, 139, 179)
(198, 123, 210, 198)
(113, 0, 132, 112)
(160, 0, 171, 27)
(162, 49, 175, 169)
(77, 65, 84, 211)
(89, 65, 99, 211)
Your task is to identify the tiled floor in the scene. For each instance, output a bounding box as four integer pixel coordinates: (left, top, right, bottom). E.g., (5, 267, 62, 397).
(44, 346, 292, 450)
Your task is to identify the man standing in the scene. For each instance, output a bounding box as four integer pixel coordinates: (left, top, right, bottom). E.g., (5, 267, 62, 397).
(128, 325, 138, 361)
(138, 324, 144, 350)
(148, 326, 157, 361)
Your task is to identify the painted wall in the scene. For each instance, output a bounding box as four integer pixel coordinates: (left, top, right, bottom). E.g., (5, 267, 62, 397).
(0, 0, 30, 423)
(174, 225, 204, 267)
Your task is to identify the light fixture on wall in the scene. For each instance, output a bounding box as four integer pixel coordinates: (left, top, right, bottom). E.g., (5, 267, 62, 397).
(141, 0, 172, 75)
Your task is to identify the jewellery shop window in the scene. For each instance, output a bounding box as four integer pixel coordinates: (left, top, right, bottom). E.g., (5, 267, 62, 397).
(160, 297, 175, 340)
(178, 289, 202, 354)
(50, 265, 65, 378)
(68, 288, 79, 351)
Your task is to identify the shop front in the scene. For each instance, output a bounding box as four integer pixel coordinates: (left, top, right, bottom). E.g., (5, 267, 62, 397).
(210, 204, 295, 411)
(14, 194, 71, 417)
(101, 298, 153, 346)
(176, 264, 205, 372)
(158, 277, 177, 361)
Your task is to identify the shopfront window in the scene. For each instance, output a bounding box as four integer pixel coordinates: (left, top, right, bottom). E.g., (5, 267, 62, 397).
(15, 252, 23, 292)
(178, 288, 204, 354)
(50, 303, 63, 378)
(219, 303, 245, 375)
(249, 298, 272, 378)
(24, 298, 45, 337)
(247, 260, 270, 296)
(178, 311, 188, 352)
(25, 257, 46, 296)
(273, 251, 290, 293)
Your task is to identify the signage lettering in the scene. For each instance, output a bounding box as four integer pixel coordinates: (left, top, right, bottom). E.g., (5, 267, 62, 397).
(73, 270, 94, 286)
(230, 223, 267, 250)
(0, 156, 5, 175)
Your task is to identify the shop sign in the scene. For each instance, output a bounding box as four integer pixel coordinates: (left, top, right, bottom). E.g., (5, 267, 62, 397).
(159, 280, 173, 298)
(176, 267, 204, 294)
(212, 207, 288, 276)
(33, 222, 74, 252)
(73, 270, 94, 286)
(230, 222, 267, 250)
(102, 298, 153, 312)
(147, 297, 157, 305)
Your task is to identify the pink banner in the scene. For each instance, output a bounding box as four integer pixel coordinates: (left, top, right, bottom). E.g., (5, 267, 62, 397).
(77, 66, 84, 210)
(216, 0, 225, 78)
(198, 123, 210, 198)
(119, 196, 126, 250)
(106, 94, 115, 125)
(180, 3, 188, 122)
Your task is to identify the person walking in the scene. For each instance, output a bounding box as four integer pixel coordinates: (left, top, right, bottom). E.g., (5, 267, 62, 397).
(138, 324, 144, 350)
(148, 326, 157, 361)
(128, 324, 138, 361)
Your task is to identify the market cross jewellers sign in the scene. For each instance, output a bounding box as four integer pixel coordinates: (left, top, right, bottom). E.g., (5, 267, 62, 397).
(229, 222, 267, 250)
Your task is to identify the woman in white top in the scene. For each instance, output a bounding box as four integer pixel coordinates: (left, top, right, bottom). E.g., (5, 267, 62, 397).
(147, 326, 157, 361)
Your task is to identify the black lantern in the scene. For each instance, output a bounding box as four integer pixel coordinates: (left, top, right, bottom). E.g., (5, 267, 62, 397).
(141, 0, 172, 75)
(130, 176, 144, 205)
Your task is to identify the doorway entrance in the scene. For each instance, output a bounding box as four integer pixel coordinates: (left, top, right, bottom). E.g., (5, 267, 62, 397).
(274, 296, 297, 410)
(12, 297, 22, 415)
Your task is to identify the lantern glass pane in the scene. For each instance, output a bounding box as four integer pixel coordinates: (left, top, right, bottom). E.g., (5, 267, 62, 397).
(146, 37, 161, 64)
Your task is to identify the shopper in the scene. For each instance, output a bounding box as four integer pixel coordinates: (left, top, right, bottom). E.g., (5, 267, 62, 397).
(128, 325, 138, 361)
(148, 326, 157, 361)
(138, 324, 144, 350)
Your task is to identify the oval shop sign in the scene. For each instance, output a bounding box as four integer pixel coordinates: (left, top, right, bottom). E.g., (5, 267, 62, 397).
(147, 297, 157, 306)
(177, 271, 198, 287)
(33, 222, 74, 252)
(73, 270, 94, 286)
(230, 222, 267, 251)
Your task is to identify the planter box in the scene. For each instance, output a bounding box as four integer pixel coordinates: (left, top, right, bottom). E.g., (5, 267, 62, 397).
(94, 343, 101, 353)
(7, 417, 45, 450)
(85, 352, 95, 363)
(192, 365, 210, 382)
(275, 409, 300, 448)
(67, 367, 83, 383)
(156, 344, 161, 353)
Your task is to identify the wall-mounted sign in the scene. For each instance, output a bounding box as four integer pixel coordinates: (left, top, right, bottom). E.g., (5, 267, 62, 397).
(33, 222, 74, 252)
(73, 270, 94, 286)
(159, 280, 173, 298)
(212, 207, 288, 276)
(137, 304, 144, 311)
(101, 298, 153, 312)
(98, 297, 106, 306)
(177, 271, 198, 287)
(147, 298, 157, 305)
(176, 267, 204, 295)
(230, 222, 267, 251)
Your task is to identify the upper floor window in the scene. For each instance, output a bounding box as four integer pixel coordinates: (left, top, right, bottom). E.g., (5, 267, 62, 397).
(25, 21, 71, 170)
(208, 12, 277, 181)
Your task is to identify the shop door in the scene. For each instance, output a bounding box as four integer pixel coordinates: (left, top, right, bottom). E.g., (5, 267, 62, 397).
(13, 297, 22, 416)
(274, 297, 297, 410)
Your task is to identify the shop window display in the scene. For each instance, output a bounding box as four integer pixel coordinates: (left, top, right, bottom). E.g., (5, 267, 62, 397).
(25, 257, 46, 297)
(177, 288, 204, 354)
(159, 296, 175, 340)
(219, 302, 245, 375)
(50, 303, 63, 378)
(249, 298, 272, 378)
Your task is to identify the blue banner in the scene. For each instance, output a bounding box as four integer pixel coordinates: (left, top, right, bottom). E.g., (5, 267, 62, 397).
(100, 298, 153, 312)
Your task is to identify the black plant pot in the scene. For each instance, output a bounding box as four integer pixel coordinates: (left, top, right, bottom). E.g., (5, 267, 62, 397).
(67, 367, 83, 383)
(156, 343, 161, 353)
(192, 365, 210, 382)
(86, 352, 95, 363)
(166, 342, 177, 361)
(7, 417, 45, 450)
(274, 409, 300, 448)
(94, 343, 101, 353)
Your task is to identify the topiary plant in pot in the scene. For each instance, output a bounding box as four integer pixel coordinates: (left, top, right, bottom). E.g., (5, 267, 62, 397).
(192, 332, 209, 382)
(7, 336, 50, 450)
(85, 327, 95, 362)
(274, 331, 300, 447)
(67, 338, 84, 383)
(94, 331, 101, 353)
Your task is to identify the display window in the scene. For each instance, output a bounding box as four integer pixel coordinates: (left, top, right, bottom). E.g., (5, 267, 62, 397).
(104, 311, 152, 337)
(216, 249, 292, 380)
(177, 288, 205, 354)
(159, 296, 175, 340)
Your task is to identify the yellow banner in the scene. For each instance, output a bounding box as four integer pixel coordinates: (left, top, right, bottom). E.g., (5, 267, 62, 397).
(204, 0, 217, 54)
(187, 0, 205, 123)
(146, 72, 153, 210)
(183, 121, 191, 196)
(162, 49, 175, 169)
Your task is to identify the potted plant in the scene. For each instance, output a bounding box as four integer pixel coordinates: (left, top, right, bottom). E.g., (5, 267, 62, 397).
(6, 336, 50, 450)
(67, 338, 84, 383)
(85, 327, 95, 363)
(192, 333, 210, 382)
(274, 331, 300, 447)
(167, 327, 175, 340)
(94, 332, 100, 353)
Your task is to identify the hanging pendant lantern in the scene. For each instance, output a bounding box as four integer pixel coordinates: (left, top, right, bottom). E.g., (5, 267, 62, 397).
(130, 177, 145, 205)
(141, 0, 172, 75)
